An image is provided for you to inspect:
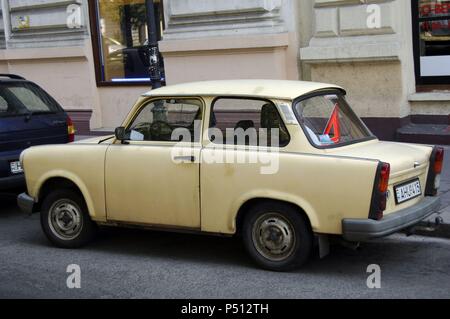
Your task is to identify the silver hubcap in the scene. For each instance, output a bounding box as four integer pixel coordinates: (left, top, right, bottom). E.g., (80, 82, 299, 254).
(48, 199, 83, 240)
(252, 213, 296, 262)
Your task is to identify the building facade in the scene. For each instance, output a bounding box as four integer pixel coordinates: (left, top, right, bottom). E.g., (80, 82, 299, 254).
(0, 0, 448, 143)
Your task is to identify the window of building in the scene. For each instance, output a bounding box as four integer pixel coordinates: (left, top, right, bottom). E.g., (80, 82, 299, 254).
(209, 98, 290, 147)
(412, 0, 450, 85)
(89, 0, 165, 85)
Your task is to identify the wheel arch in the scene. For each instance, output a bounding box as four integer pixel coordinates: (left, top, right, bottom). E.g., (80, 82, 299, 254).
(234, 197, 315, 235)
(34, 173, 96, 219)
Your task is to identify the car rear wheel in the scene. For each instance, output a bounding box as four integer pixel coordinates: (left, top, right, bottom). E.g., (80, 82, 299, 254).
(40, 189, 97, 248)
(242, 202, 313, 271)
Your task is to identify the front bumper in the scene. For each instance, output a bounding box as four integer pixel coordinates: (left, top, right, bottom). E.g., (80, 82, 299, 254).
(17, 193, 36, 215)
(0, 174, 25, 191)
(342, 196, 441, 242)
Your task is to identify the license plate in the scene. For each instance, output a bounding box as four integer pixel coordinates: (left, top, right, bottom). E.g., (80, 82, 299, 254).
(394, 179, 422, 204)
(10, 161, 23, 174)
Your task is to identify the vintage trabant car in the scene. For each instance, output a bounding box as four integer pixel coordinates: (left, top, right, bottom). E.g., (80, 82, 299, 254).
(18, 80, 444, 271)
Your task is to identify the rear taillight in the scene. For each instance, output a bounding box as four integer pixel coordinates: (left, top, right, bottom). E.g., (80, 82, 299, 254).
(434, 147, 444, 174)
(426, 147, 445, 196)
(67, 116, 75, 143)
(369, 162, 390, 221)
(379, 163, 390, 193)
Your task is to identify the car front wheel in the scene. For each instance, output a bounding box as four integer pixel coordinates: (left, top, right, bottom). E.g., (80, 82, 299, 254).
(242, 202, 313, 271)
(40, 189, 97, 248)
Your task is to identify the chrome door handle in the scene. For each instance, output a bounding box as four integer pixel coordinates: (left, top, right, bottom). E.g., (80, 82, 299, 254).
(174, 156, 196, 163)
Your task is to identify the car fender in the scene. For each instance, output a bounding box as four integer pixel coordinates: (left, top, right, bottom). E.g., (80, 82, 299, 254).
(34, 170, 101, 221)
(230, 189, 320, 233)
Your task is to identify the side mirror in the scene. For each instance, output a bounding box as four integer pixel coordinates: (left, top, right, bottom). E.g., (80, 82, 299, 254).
(115, 127, 126, 141)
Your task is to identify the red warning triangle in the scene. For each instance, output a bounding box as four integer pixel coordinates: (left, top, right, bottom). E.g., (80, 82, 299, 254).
(324, 104, 341, 143)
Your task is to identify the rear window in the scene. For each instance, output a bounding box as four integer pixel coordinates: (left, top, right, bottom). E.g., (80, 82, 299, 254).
(294, 92, 374, 147)
(0, 82, 61, 117)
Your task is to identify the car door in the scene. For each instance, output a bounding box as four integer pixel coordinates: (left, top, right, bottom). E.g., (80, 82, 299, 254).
(105, 97, 203, 228)
(200, 97, 291, 234)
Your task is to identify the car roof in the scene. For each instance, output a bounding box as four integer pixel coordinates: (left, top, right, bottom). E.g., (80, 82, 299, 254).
(0, 79, 27, 84)
(143, 80, 344, 100)
(0, 74, 28, 84)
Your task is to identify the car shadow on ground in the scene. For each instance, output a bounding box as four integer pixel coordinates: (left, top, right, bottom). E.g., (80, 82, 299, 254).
(3, 195, 445, 274)
(85, 228, 445, 276)
(92, 226, 256, 268)
(0, 192, 20, 212)
(0, 192, 18, 200)
(24, 220, 440, 274)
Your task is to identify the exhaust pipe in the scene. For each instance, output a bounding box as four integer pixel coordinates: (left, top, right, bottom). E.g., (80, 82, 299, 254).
(405, 216, 444, 236)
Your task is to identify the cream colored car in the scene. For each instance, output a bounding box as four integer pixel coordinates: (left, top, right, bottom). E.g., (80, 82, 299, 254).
(18, 80, 444, 271)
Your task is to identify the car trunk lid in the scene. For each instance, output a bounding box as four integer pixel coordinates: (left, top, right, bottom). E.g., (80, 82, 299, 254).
(328, 140, 432, 214)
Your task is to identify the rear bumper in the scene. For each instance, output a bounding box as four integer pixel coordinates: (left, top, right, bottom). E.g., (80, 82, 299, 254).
(17, 193, 35, 215)
(0, 174, 25, 191)
(0, 150, 24, 191)
(342, 196, 441, 242)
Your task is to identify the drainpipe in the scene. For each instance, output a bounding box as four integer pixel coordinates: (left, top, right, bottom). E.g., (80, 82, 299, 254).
(145, 0, 166, 121)
(1, 0, 12, 50)
(145, 0, 162, 89)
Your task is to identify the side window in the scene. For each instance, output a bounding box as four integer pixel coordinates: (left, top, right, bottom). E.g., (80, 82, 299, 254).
(8, 86, 53, 112)
(126, 99, 202, 142)
(0, 96, 8, 113)
(0, 83, 60, 116)
(209, 98, 290, 147)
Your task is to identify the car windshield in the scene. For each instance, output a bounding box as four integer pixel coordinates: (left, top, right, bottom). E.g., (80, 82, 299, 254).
(293, 92, 374, 147)
(0, 82, 61, 117)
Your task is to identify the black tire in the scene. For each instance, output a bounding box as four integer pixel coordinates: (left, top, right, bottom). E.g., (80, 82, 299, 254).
(242, 201, 313, 271)
(40, 189, 97, 248)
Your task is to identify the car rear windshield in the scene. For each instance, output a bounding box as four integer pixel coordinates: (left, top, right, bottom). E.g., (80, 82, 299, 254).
(293, 92, 374, 148)
(0, 82, 61, 117)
